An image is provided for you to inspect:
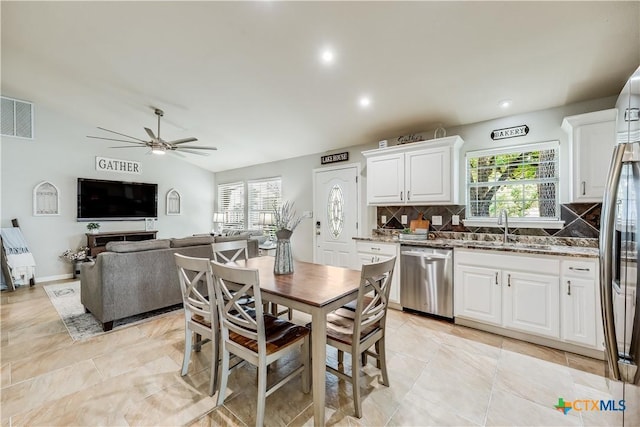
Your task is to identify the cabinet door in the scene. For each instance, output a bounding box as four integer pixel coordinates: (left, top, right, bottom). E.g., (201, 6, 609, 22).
(503, 271, 560, 338)
(366, 153, 404, 204)
(454, 264, 501, 325)
(356, 246, 400, 306)
(561, 277, 597, 347)
(405, 147, 451, 203)
(573, 120, 616, 201)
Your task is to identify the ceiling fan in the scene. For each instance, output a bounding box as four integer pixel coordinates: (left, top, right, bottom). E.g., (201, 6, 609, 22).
(87, 108, 217, 156)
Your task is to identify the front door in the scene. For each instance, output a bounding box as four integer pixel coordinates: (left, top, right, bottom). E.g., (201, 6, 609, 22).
(313, 164, 360, 268)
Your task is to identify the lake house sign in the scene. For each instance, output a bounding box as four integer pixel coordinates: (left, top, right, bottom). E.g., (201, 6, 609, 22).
(96, 156, 141, 174)
(491, 125, 529, 140)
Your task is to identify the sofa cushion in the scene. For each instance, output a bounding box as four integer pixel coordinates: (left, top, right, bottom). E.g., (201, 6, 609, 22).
(170, 235, 215, 248)
(215, 233, 249, 243)
(105, 239, 171, 253)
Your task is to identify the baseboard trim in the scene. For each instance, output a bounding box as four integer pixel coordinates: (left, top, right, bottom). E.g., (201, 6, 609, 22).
(455, 317, 605, 360)
(37, 273, 74, 283)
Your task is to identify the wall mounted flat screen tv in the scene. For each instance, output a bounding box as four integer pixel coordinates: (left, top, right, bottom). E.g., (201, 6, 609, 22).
(77, 178, 158, 221)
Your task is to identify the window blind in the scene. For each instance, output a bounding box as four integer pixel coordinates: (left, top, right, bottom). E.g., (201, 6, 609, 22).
(248, 178, 282, 235)
(217, 182, 245, 230)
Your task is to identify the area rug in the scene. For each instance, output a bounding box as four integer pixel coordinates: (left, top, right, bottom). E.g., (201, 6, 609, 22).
(44, 281, 182, 341)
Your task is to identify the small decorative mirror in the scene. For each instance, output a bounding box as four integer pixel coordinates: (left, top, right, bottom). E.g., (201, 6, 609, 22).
(166, 188, 181, 215)
(33, 181, 59, 216)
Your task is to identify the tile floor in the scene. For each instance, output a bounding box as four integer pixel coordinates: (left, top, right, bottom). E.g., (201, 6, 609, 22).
(0, 279, 619, 426)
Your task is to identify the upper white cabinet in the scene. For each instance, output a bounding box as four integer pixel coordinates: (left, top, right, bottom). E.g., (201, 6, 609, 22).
(562, 109, 617, 202)
(362, 136, 465, 205)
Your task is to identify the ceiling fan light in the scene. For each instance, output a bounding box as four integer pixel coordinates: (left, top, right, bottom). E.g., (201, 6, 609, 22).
(151, 146, 166, 155)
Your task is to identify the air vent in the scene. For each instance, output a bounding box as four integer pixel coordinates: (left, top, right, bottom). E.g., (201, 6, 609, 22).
(1, 96, 34, 139)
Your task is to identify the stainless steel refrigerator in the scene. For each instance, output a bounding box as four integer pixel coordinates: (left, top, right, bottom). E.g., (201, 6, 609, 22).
(600, 65, 640, 427)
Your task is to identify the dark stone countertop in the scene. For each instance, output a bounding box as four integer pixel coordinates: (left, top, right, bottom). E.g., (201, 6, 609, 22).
(354, 231, 599, 259)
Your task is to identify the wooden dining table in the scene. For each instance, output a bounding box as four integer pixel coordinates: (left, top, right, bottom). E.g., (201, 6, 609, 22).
(244, 256, 362, 426)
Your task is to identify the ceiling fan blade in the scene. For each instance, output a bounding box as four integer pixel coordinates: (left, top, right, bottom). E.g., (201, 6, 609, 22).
(166, 137, 198, 145)
(87, 136, 148, 145)
(108, 145, 147, 149)
(175, 148, 210, 156)
(144, 127, 156, 140)
(96, 127, 148, 143)
(173, 145, 217, 150)
(167, 150, 186, 158)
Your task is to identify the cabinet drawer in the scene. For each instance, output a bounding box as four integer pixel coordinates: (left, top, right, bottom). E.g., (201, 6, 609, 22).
(356, 241, 397, 257)
(562, 260, 596, 278)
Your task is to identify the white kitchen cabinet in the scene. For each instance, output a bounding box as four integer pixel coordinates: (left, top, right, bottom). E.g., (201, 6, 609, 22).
(362, 136, 464, 205)
(355, 241, 401, 307)
(503, 270, 560, 339)
(455, 249, 604, 354)
(562, 109, 617, 202)
(455, 249, 560, 339)
(561, 259, 600, 348)
(365, 153, 404, 204)
(455, 264, 502, 326)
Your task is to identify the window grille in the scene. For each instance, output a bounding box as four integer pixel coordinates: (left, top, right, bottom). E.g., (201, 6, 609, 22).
(466, 141, 559, 220)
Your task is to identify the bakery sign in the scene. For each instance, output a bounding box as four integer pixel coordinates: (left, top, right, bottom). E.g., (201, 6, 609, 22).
(96, 156, 141, 174)
(321, 152, 349, 165)
(491, 125, 529, 140)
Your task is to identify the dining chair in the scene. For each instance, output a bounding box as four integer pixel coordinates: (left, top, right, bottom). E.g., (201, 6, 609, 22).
(212, 240, 248, 264)
(174, 253, 219, 396)
(210, 260, 310, 427)
(323, 256, 396, 418)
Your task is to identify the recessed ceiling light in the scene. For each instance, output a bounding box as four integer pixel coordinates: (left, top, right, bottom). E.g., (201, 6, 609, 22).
(359, 96, 371, 108)
(320, 49, 334, 64)
(499, 99, 512, 109)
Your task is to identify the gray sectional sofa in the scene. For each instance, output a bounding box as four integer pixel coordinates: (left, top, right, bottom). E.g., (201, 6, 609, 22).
(81, 234, 256, 331)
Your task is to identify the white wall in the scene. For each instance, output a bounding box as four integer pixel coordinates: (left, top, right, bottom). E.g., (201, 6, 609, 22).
(1, 103, 216, 281)
(215, 95, 617, 262)
(215, 145, 373, 263)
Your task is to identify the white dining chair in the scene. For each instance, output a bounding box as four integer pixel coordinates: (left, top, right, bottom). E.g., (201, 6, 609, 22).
(212, 240, 248, 264)
(210, 260, 310, 427)
(174, 253, 219, 396)
(323, 256, 396, 418)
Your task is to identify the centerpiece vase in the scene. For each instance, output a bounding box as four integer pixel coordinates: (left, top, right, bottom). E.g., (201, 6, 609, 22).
(274, 229, 294, 275)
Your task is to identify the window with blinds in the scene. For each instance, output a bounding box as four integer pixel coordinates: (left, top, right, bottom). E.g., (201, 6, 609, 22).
(217, 182, 245, 230)
(466, 141, 560, 220)
(248, 178, 282, 235)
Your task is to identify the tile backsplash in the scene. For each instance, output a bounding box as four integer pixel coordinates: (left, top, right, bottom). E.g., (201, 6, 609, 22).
(376, 203, 601, 239)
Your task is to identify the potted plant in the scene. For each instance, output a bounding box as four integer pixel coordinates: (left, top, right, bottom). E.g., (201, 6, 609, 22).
(86, 222, 100, 234)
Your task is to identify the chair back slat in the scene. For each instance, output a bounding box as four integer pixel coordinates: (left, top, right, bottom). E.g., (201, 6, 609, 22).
(353, 257, 396, 337)
(175, 253, 216, 324)
(212, 240, 248, 264)
(211, 260, 265, 351)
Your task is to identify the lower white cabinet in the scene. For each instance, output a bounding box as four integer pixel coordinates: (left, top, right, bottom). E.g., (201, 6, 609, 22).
(355, 241, 400, 306)
(455, 264, 501, 325)
(455, 249, 601, 351)
(503, 270, 559, 339)
(561, 259, 602, 349)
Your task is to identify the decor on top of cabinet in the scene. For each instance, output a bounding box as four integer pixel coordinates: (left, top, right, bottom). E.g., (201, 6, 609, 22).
(272, 201, 304, 275)
(33, 181, 59, 216)
(86, 222, 100, 234)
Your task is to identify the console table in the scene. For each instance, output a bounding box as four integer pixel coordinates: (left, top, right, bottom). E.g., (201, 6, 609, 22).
(86, 231, 157, 257)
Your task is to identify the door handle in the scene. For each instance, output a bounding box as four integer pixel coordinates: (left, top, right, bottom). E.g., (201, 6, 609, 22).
(407, 190, 410, 201)
(400, 191, 403, 201)
(507, 274, 511, 287)
(569, 267, 590, 272)
(567, 280, 571, 296)
(582, 181, 586, 196)
(495, 272, 499, 285)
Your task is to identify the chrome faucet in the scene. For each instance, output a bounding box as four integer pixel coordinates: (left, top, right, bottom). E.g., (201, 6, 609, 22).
(497, 209, 513, 243)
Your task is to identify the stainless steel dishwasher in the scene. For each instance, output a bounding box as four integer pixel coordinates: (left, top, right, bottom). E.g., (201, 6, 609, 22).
(400, 246, 453, 319)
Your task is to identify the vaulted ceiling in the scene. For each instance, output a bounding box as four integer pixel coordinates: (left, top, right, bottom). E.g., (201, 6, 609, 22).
(2, 1, 639, 172)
